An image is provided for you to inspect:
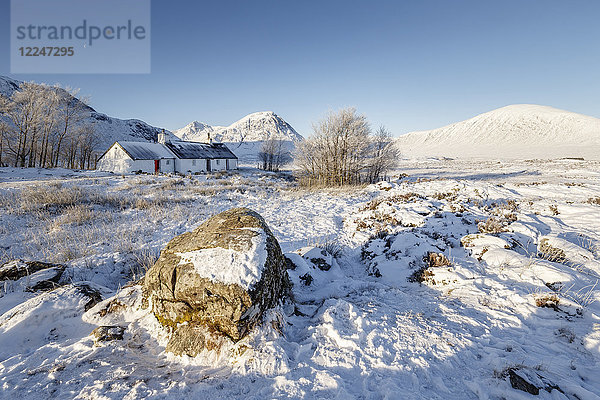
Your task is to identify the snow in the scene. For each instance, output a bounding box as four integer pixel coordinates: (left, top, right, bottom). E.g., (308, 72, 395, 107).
(172, 111, 303, 164)
(173, 111, 303, 144)
(175, 227, 268, 290)
(396, 104, 600, 160)
(0, 158, 599, 399)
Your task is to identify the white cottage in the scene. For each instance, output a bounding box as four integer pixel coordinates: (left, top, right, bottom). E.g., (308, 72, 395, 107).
(97, 134, 238, 174)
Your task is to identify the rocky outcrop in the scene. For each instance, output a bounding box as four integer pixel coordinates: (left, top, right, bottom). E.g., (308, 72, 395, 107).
(143, 207, 292, 356)
(91, 325, 126, 344)
(0, 260, 66, 292)
(0, 260, 64, 282)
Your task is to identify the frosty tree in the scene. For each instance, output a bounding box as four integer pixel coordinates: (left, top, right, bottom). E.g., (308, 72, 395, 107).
(295, 108, 398, 186)
(259, 136, 286, 172)
(0, 82, 94, 168)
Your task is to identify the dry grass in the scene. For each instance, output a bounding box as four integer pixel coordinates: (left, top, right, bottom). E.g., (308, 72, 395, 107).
(534, 293, 560, 311)
(426, 252, 451, 268)
(307, 238, 343, 259)
(587, 197, 600, 206)
(478, 217, 507, 234)
(129, 248, 160, 282)
(360, 192, 421, 211)
(537, 239, 567, 263)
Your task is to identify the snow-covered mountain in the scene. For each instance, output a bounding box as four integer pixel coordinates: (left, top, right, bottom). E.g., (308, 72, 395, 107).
(174, 111, 303, 164)
(0, 76, 20, 98)
(174, 111, 303, 143)
(396, 104, 600, 160)
(0, 75, 172, 151)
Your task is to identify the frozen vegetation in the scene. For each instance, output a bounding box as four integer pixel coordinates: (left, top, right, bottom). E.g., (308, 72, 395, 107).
(0, 158, 599, 399)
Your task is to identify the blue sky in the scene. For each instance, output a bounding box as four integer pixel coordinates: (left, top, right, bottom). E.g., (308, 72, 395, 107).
(1, 0, 599, 137)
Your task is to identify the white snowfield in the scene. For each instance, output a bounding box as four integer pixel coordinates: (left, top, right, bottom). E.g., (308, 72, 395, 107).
(396, 104, 600, 160)
(0, 159, 599, 399)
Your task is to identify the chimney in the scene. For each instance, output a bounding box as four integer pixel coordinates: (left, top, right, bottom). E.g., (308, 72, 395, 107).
(208, 132, 213, 145)
(158, 129, 170, 144)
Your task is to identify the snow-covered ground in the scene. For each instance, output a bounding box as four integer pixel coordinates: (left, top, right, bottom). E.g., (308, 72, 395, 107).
(0, 159, 599, 399)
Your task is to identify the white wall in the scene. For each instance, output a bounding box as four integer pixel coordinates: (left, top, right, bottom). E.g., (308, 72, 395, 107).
(227, 159, 238, 170)
(98, 144, 177, 174)
(209, 159, 227, 171)
(175, 158, 207, 174)
(159, 158, 176, 173)
(99, 153, 238, 175)
(97, 145, 153, 173)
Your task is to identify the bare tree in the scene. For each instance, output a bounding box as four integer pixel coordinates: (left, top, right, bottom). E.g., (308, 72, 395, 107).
(0, 82, 44, 167)
(75, 124, 100, 169)
(51, 87, 90, 168)
(365, 126, 399, 183)
(0, 120, 9, 167)
(295, 108, 370, 186)
(0, 82, 95, 169)
(295, 108, 397, 187)
(259, 135, 286, 172)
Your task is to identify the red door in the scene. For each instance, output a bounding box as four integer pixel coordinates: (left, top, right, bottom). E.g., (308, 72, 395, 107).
(154, 160, 159, 173)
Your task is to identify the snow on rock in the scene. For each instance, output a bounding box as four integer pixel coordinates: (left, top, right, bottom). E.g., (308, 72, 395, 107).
(0, 283, 105, 362)
(143, 207, 292, 354)
(175, 227, 267, 290)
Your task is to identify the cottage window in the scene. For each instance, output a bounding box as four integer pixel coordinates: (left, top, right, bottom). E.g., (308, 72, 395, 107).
(192, 160, 196, 166)
(216, 159, 220, 165)
(166, 160, 170, 165)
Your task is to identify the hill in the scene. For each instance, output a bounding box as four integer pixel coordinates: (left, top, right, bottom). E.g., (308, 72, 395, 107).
(396, 104, 600, 160)
(0, 75, 172, 152)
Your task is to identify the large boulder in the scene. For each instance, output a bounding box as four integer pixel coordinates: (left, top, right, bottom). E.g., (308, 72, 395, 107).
(143, 207, 292, 356)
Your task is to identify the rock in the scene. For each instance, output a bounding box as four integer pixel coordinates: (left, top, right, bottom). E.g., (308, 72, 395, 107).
(293, 247, 334, 271)
(143, 207, 292, 356)
(299, 273, 313, 286)
(284, 256, 296, 270)
(91, 325, 125, 344)
(0, 260, 64, 282)
(506, 368, 563, 395)
(508, 368, 540, 395)
(76, 283, 104, 311)
(26, 266, 66, 292)
(164, 324, 228, 355)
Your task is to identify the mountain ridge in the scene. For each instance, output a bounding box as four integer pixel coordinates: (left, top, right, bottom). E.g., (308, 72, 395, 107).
(396, 104, 600, 160)
(0, 75, 170, 151)
(173, 111, 303, 144)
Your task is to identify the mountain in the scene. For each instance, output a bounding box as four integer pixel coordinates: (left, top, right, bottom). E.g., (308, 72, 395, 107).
(0, 75, 172, 152)
(173, 111, 303, 163)
(0, 76, 20, 98)
(396, 104, 600, 160)
(174, 111, 303, 143)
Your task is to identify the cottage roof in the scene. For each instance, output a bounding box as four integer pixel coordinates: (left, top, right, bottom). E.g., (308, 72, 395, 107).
(165, 141, 238, 160)
(117, 141, 176, 160)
